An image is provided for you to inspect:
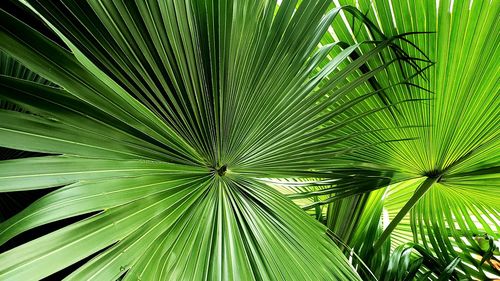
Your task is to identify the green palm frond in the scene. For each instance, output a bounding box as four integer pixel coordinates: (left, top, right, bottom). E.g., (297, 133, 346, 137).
(0, 0, 427, 279)
(322, 1, 499, 279)
(334, 0, 499, 180)
(344, 186, 470, 281)
(383, 178, 500, 279)
(0, 49, 58, 222)
(0, 51, 54, 160)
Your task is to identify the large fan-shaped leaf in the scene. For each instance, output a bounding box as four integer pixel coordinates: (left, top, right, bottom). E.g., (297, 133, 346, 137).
(319, 0, 499, 279)
(0, 0, 426, 279)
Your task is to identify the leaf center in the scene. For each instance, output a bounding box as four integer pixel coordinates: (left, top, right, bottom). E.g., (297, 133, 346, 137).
(215, 165, 227, 176)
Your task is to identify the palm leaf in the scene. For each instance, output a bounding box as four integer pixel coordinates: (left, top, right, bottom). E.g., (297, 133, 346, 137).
(0, 48, 58, 222)
(319, 0, 499, 278)
(0, 0, 427, 279)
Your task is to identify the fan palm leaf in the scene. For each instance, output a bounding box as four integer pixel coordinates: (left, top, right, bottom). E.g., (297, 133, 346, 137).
(0, 0, 426, 279)
(0, 48, 58, 222)
(322, 0, 499, 279)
